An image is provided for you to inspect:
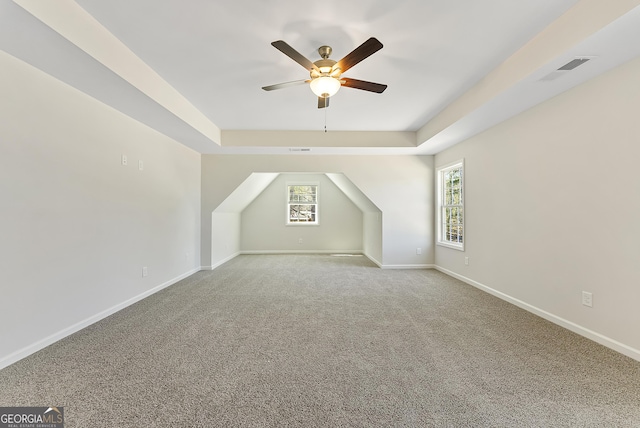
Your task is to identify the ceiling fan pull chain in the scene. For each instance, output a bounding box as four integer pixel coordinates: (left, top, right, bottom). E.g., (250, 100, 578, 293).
(324, 105, 328, 133)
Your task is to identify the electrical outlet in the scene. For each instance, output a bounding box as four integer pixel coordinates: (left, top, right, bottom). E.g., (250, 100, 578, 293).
(121, 155, 128, 166)
(298, 238, 303, 244)
(142, 266, 148, 277)
(416, 248, 421, 255)
(582, 291, 593, 307)
(465, 257, 469, 266)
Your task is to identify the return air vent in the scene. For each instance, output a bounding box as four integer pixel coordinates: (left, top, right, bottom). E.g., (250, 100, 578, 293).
(539, 57, 595, 82)
(557, 57, 591, 71)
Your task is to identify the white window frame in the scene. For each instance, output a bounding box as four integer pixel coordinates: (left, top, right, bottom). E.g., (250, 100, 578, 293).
(437, 160, 464, 251)
(286, 182, 319, 225)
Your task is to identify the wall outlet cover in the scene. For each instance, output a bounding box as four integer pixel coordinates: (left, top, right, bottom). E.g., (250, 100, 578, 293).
(582, 291, 593, 307)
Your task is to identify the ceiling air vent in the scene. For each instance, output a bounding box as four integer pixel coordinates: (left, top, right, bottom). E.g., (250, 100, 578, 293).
(539, 57, 594, 82)
(557, 57, 591, 71)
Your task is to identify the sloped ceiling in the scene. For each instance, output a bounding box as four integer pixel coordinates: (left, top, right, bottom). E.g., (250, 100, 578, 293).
(2, 0, 640, 155)
(325, 174, 380, 214)
(214, 173, 280, 213)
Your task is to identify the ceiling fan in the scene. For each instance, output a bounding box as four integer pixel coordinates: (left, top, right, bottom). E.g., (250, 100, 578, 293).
(262, 37, 387, 109)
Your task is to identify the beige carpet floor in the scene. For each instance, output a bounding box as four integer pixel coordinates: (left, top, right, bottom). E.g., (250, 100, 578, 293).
(1, 254, 639, 427)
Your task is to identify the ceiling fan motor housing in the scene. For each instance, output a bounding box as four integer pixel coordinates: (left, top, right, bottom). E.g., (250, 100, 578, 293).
(312, 59, 339, 77)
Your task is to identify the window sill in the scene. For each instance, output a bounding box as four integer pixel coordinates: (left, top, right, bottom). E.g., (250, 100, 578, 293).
(437, 241, 464, 251)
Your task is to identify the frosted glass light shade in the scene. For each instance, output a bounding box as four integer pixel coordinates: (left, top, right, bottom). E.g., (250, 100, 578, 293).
(310, 76, 341, 98)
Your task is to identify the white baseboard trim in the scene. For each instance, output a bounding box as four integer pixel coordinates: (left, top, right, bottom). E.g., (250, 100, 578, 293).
(240, 250, 364, 255)
(208, 252, 435, 271)
(0, 267, 201, 371)
(205, 251, 367, 270)
(435, 265, 640, 363)
(363, 253, 382, 268)
(381, 264, 435, 270)
(203, 252, 242, 271)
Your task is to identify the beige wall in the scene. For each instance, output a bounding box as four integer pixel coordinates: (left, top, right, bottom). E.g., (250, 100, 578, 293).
(201, 155, 434, 268)
(435, 56, 640, 358)
(0, 52, 202, 368)
(241, 174, 363, 253)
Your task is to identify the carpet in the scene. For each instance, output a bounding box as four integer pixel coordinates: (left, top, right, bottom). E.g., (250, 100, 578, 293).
(1, 254, 639, 427)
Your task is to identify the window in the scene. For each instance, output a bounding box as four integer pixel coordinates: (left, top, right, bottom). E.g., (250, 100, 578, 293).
(287, 184, 318, 224)
(437, 160, 464, 250)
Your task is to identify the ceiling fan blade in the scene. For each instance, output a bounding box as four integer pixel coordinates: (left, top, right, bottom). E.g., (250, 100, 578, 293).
(262, 80, 309, 91)
(341, 78, 387, 93)
(318, 96, 329, 109)
(271, 40, 320, 72)
(336, 37, 383, 74)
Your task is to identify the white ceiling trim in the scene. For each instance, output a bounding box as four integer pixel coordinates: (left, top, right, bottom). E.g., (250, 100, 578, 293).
(14, 0, 221, 146)
(417, 0, 640, 154)
(6, 0, 640, 155)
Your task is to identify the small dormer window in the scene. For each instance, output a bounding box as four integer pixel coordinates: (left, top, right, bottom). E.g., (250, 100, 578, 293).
(287, 184, 318, 225)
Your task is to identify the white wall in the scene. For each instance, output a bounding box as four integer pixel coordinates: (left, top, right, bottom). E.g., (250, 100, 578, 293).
(435, 56, 640, 360)
(201, 155, 434, 268)
(0, 52, 202, 368)
(326, 173, 383, 265)
(211, 212, 241, 268)
(363, 212, 383, 265)
(241, 174, 363, 253)
(208, 173, 278, 269)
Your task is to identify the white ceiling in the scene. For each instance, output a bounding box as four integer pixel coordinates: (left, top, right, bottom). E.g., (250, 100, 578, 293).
(2, 0, 640, 155)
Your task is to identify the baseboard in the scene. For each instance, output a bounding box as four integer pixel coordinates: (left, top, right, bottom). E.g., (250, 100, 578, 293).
(240, 250, 364, 255)
(381, 264, 435, 270)
(357, 254, 435, 270)
(203, 252, 242, 271)
(206, 251, 367, 270)
(0, 267, 201, 371)
(363, 253, 382, 268)
(236, 251, 433, 270)
(435, 265, 640, 363)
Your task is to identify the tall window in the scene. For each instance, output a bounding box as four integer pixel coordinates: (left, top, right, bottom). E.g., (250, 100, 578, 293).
(287, 184, 318, 224)
(437, 160, 464, 250)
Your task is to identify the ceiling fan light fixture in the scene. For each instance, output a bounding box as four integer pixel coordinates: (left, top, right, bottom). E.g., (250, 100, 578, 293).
(310, 76, 341, 98)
